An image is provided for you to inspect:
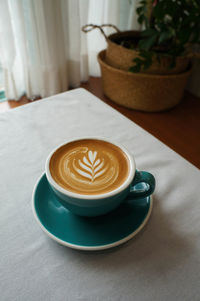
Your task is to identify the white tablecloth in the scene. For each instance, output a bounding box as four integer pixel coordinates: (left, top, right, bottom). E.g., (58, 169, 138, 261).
(0, 88, 199, 301)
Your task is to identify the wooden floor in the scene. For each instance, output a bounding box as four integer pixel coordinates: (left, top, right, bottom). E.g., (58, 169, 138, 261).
(0, 77, 200, 169)
(0, 95, 40, 112)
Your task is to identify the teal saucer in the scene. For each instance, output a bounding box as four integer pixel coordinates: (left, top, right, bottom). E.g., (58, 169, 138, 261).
(32, 173, 153, 251)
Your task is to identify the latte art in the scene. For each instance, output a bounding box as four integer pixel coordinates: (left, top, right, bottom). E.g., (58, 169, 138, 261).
(49, 139, 130, 195)
(76, 150, 106, 181)
(63, 147, 120, 193)
(75, 150, 116, 183)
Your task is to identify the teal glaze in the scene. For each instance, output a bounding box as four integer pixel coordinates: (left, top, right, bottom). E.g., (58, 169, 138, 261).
(128, 171, 156, 200)
(33, 174, 152, 249)
(51, 185, 129, 216)
(49, 170, 155, 217)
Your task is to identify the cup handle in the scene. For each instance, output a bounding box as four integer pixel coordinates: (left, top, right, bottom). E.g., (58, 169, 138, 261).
(126, 170, 155, 201)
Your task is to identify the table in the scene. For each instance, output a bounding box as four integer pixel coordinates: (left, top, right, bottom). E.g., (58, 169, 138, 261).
(0, 88, 200, 301)
(81, 77, 200, 169)
(1, 77, 200, 168)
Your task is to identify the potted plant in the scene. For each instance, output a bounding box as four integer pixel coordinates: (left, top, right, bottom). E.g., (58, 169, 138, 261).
(82, 0, 200, 112)
(129, 0, 200, 74)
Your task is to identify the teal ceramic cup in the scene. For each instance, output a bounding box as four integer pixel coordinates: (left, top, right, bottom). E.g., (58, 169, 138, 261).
(45, 138, 155, 217)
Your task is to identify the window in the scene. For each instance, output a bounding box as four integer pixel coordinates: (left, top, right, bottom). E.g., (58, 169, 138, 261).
(0, 61, 6, 102)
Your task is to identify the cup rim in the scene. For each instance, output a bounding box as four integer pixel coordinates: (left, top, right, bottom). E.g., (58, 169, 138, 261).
(45, 137, 136, 200)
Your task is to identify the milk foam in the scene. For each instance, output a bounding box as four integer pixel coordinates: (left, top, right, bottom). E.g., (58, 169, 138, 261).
(59, 147, 119, 192)
(75, 150, 109, 181)
(50, 139, 129, 195)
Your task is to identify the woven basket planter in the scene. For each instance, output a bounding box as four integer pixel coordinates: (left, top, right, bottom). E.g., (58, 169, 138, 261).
(98, 50, 191, 112)
(82, 24, 190, 75)
(106, 30, 189, 75)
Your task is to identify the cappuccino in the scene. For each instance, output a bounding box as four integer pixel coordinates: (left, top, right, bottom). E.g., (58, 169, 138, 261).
(49, 139, 130, 195)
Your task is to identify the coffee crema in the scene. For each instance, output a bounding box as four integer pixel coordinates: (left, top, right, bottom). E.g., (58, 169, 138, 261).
(49, 139, 130, 195)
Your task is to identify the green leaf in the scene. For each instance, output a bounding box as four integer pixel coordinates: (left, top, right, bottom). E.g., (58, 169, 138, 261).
(129, 57, 144, 73)
(140, 51, 152, 59)
(141, 28, 158, 37)
(158, 31, 172, 44)
(130, 51, 153, 73)
(139, 0, 146, 5)
(133, 57, 143, 64)
(136, 6, 144, 14)
(139, 35, 158, 51)
(139, 50, 154, 65)
(138, 15, 145, 24)
(143, 59, 152, 70)
(133, 0, 200, 72)
(177, 28, 192, 44)
(129, 65, 141, 73)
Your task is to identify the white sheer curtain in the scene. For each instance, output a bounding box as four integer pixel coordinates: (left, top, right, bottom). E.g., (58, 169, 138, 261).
(0, 0, 138, 100)
(1, 0, 198, 100)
